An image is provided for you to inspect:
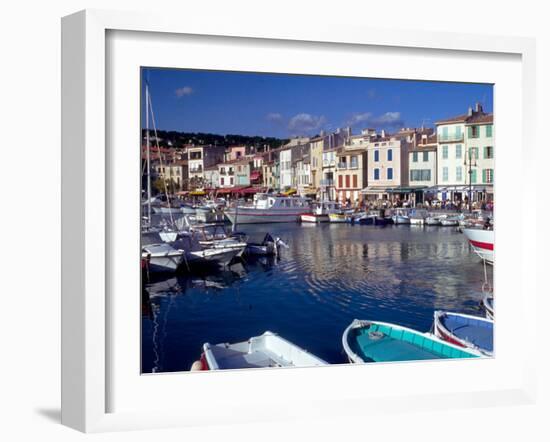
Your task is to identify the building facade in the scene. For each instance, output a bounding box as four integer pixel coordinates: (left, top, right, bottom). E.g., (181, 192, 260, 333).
(436, 104, 493, 203)
(363, 134, 409, 201)
(335, 146, 368, 205)
(464, 112, 494, 203)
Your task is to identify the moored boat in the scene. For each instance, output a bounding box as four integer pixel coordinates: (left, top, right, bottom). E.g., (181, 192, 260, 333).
(433, 311, 493, 356)
(328, 212, 347, 223)
(482, 294, 494, 320)
(342, 319, 480, 363)
(300, 201, 341, 223)
(141, 242, 185, 274)
(225, 194, 311, 224)
(244, 233, 286, 256)
(391, 209, 411, 225)
(462, 228, 494, 264)
(425, 215, 442, 226)
(440, 215, 460, 226)
(194, 331, 328, 370)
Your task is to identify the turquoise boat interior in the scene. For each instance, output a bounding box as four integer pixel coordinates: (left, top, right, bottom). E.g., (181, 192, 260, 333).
(349, 323, 479, 362)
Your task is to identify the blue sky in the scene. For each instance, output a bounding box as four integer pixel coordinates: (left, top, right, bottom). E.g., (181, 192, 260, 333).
(141, 68, 493, 138)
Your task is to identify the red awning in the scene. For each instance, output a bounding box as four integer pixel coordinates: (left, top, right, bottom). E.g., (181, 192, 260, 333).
(241, 187, 264, 195)
(215, 188, 233, 195)
(250, 171, 261, 182)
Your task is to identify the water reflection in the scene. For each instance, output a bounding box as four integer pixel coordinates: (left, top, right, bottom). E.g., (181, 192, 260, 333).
(142, 224, 492, 373)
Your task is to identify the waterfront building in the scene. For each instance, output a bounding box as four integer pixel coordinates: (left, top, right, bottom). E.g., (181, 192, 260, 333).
(279, 137, 310, 191)
(320, 128, 349, 200)
(335, 144, 368, 205)
(234, 158, 253, 186)
(224, 145, 246, 162)
(279, 147, 293, 190)
(309, 134, 325, 191)
(153, 161, 187, 193)
(203, 165, 220, 189)
(464, 110, 494, 203)
(407, 132, 437, 204)
(218, 161, 236, 188)
(293, 143, 313, 196)
(262, 160, 276, 189)
(187, 144, 226, 185)
(321, 146, 339, 201)
(362, 131, 410, 202)
(435, 104, 493, 203)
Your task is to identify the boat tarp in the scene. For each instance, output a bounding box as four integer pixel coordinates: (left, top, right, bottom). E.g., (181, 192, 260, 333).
(440, 314, 493, 353)
(351, 323, 476, 362)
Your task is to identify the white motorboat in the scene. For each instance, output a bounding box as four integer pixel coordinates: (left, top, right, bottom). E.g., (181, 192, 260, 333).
(409, 216, 424, 225)
(391, 209, 411, 224)
(141, 242, 185, 273)
(425, 215, 442, 225)
(462, 228, 494, 264)
(225, 194, 311, 224)
(440, 215, 460, 226)
(300, 201, 341, 223)
(194, 331, 328, 370)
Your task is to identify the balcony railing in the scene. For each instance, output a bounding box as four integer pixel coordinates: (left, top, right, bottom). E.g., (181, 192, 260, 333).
(349, 162, 359, 169)
(320, 179, 334, 187)
(437, 134, 464, 143)
(189, 167, 203, 173)
(337, 162, 348, 169)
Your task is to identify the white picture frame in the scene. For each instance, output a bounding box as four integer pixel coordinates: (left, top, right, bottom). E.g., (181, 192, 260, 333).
(61, 9, 537, 433)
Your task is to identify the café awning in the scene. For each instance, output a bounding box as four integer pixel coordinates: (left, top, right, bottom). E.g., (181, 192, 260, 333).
(361, 186, 388, 194)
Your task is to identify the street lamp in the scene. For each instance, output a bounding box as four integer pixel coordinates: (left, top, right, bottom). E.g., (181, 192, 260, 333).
(464, 147, 477, 213)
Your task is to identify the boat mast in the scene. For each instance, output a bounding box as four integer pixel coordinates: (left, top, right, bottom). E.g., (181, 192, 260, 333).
(146, 83, 152, 226)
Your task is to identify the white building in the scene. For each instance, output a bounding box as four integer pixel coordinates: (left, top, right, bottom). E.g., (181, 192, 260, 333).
(408, 135, 437, 204)
(279, 148, 293, 190)
(464, 112, 494, 203)
(435, 104, 493, 203)
(363, 133, 409, 202)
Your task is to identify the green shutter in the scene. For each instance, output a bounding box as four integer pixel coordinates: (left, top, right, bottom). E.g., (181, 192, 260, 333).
(467, 126, 472, 138)
(471, 169, 477, 184)
(486, 125, 493, 137)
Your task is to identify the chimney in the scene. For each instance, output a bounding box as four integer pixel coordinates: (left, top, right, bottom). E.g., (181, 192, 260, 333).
(381, 129, 386, 137)
(475, 102, 482, 113)
(320, 130, 325, 137)
(468, 107, 473, 117)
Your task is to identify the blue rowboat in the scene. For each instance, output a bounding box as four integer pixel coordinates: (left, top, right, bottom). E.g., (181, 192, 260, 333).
(342, 319, 480, 363)
(433, 311, 493, 356)
(482, 294, 494, 320)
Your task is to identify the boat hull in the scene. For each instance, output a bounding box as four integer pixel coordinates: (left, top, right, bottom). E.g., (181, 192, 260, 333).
(462, 228, 494, 264)
(201, 331, 328, 370)
(433, 311, 493, 356)
(342, 319, 480, 363)
(141, 243, 184, 273)
(328, 213, 347, 223)
(301, 214, 329, 223)
(225, 209, 309, 224)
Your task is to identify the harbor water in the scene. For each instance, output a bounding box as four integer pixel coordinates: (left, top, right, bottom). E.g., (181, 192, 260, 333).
(141, 222, 492, 373)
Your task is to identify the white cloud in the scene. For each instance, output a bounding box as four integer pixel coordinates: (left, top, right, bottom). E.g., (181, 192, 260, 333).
(175, 86, 194, 98)
(288, 113, 327, 134)
(266, 112, 283, 123)
(345, 111, 404, 129)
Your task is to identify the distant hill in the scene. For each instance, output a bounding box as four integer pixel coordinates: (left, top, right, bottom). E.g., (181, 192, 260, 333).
(142, 129, 288, 151)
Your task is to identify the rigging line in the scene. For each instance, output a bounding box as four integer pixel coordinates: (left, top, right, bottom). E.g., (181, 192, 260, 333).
(148, 89, 176, 228)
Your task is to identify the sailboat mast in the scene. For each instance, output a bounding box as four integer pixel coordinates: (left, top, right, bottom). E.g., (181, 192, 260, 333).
(146, 84, 152, 225)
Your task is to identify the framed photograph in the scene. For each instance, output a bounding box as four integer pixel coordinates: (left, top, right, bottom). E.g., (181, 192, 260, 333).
(62, 9, 537, 433)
